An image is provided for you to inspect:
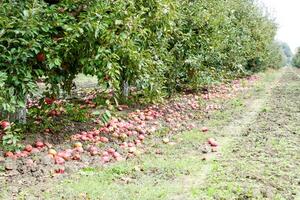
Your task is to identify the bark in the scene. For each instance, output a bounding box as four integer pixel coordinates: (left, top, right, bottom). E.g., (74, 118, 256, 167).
(122, 80, 129, 99)
(0, 96, 27, 124)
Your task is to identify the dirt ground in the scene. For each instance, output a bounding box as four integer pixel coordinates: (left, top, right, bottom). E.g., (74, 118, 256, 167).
(194, 67, 300, 199)
(1, 67, 299, 200)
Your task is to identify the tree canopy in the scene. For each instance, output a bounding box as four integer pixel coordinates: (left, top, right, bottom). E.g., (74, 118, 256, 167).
(292, 48, 300, 68)
(0, 0, 284, 115)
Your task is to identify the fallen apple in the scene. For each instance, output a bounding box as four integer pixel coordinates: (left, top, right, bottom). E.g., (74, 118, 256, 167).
(72, 153, 81, 160)
(107, 148, 115, 154)
(100, 137, 109, 143)
(162, 138, 170, 144)
(48, 149, 57, 156)
(55, 156, 65, 165)
(101, 156, 110, 163)
(138, 135, 145, 140)
(113, 152, 121, 158)
(24, 145, 33, 152)
(0, 121, 10, 129)
(74, 142, 83, 148)
(201, 127, 209, 132)
(35, 141, 44, 148)
(208, 138, 218, 147)
(74, 147, 84, 153)
(4, 151, 14, 157)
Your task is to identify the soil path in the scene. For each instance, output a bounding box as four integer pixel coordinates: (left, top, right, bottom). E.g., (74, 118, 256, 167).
(170, 67, 285, 200)
(190, 67, 300, 199)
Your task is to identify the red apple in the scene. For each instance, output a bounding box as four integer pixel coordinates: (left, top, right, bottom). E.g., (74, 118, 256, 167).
(36, 52, 46, 62)
(101, 156, 110, 163)
(44, 97, 55, 105)
(55, 156, 65, 165)
(4, 151, 14, 157)
(102, 151, 109, 157)
(74, 147, 84, 153)
(201, 127, 209, 132)
(72, 153, 81, 160)
(31, 148, 40, 153)
(138, 135, 145, 140)
(81, 135, 88, 141)
(24, 144, 33, 152)
(113, 152, 121, 158)
(107, 148, 115, 154)
(208, 138, 218, 147)
(128, 142, 135, 147)
(55, 168, 65, 174)
(100, 137, 109, 143)
(35, 141, 44, 148)
(0, 121, 10, 129)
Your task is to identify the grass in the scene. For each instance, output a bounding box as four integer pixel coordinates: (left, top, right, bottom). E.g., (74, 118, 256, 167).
(74, 74, 98, 88)
(35, 129, 210, 199)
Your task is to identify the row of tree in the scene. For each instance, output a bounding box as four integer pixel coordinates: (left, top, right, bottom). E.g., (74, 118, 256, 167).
(279, 42, 300, 68)
(292, 48, 300, 68)
(0, 0, 286, 119)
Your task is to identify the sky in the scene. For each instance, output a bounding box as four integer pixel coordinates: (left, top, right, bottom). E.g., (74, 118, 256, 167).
(258, 0, 300, 53)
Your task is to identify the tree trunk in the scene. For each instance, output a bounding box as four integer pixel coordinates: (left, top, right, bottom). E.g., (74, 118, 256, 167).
(0, 96, 27, 124)
(122, 80, 129, 99)
(15, 106, 27, 124)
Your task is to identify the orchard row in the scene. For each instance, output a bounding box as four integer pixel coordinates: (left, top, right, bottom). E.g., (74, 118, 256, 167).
(0, 0, 284, 114)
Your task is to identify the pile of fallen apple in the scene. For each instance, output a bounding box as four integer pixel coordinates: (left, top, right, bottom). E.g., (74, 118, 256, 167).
(0, 75, 258, 175)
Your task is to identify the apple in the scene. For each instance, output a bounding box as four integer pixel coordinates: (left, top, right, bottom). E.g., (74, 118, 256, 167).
(74, 147, 84, 153)
(128, 142, 135, 147)
(44, 97, 55, 105)
(112, 132, 119, 138)
(72, 153, 81, 160)
(30, 148, 39, 154)
(55, 156, 65, 165)
(100, 137, 109, 143)
(101, 156, 110, 163)
(81, 135, 88, 141)
(138, 135, 145, 140)
(74, 142, 82, 148)
(107, 148, 115, 154)
(36, 52, 46, 62)
(102, 151, 109, 157)
(162, 138, 170, 144)
(21, 151, 29, 157)
(48, 149, 57, 156)
(0, 121, 10, 129)
(24, 144, 33, 152)
(35, 141, 44, 148)
(208, 138, 218, 147)
(93, 130, 100, 135)
(4, 151, 14, 157)
(201, 127, 209, 132)
(57, 152, 71, 161)
(113, 152, 121, 158)
(55, 168, 65, 174)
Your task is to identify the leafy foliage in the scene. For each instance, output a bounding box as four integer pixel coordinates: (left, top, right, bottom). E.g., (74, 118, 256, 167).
(1, 124, 23, 152)
(292, 48, 300, 68)
(0, 0, 284, 115)
(279, 42, 293, 65)
(101, 110, 111, 125)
